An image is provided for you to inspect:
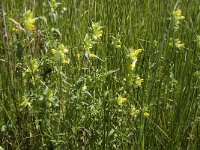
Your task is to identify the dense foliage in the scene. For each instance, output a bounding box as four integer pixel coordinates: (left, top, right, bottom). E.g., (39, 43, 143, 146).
(0, 0, 200, 149)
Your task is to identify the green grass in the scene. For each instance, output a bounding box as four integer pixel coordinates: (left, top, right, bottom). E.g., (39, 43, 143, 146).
(0, 0, 200, 149)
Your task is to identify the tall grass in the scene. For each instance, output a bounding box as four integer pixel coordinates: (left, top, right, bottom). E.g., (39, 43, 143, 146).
(0, 0, 200, 149)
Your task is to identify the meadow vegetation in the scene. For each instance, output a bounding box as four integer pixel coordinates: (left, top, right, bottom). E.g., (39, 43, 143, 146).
(0, 0, 200, 149)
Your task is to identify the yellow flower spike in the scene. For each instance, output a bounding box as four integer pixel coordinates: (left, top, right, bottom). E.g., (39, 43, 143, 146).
(117, 95, 127, 106)
(172, 9, 181, 17)
(23, 10, 36, 32)
(172, 8, 185, 20)
(172, 8, 185, 30)
(92, 29, 103, 41)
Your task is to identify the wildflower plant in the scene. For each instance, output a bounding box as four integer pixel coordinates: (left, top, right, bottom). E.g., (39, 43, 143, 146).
(169, 38, 185, 49)
(130, 105, 140, 118)
(117, 95, 127, 106)
(129, 48, 142, 70)
(91, 21, 104, 42)
(172, 8, 185, 31)
(125, 48, 143, 88)
(23, 10, 36, 32)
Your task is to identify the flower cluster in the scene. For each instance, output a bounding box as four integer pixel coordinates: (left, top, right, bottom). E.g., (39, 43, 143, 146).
(143, 106, 150, 117)
(117, 95, 127, 106)
(130, 105, 150, 118)
(23, 10, 36, 32)
(83, 22, 104, 60)
(129, 48, 142, 70)
(134, 75, 144, 88)
(84, 34, 93, 51)
(25, 58, 39, 73)
(126, 48, 144, 88)
(172, 8, 185, 30)
(91, 22, 104, 41)
(169, 38, 185, 49)
(49, 0, 61, 13)
(130, 105, 140, 118)
(51, 43, 70, 64)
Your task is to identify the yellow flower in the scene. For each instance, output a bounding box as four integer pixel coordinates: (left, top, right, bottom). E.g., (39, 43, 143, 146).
(58, 44, 69, 53)
(169, 38, 185, 49)
(114, 38, 122, 49)
(130, 105, 140, 118)
(63, 58, 70, 64)
(89, 53, 95, 58)
(46, 101, 52, 108)
(24, 10, 36, 32)
(24, 18, 35, 32)
(135, 76, 144, 87)
(172, 8, 185, 30)
(172, 8, 185, 20)
(84, 34, 93, 51)
(12, 28, 18, 33)
(115, 44, 121, 49)
(51, 44, 69, 63)
(117, 95, 127, 106)
(175, 38, 184, 49)
(92, 22, 103, 41)
(77, 53, 81, 59)
(129, 48, 142, 61)
(143, 112, 150, 117)
(92, 107, 100, 114)
(29, 59, 39, 73)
